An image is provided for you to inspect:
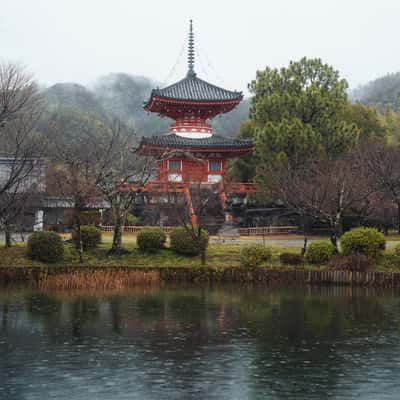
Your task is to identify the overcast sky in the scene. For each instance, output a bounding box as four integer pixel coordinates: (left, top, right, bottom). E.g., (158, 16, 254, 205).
(1, 0, 400, 93)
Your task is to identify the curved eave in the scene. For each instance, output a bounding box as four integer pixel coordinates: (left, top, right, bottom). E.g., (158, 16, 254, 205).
(137, 142, 254, 158)
(143, 95, 243, 114)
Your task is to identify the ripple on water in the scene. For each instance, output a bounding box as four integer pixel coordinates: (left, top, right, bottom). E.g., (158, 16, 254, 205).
(1, 286, 400, 400)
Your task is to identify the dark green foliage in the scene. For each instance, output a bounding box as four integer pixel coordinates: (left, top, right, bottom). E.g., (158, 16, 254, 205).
(392, 244, 400, 261)
(385, 244, 400, 268)
(329, 253, 371, 272)
(170, 227, 209, 256)
(251, 57, 357, 170)
(27, 231, 64, 263)
(279, 252, 303, 266)
(72, 225, 102, 250)
(240, 245, 272, 268)
(340, 227, 385, 259)
(345, 103, 387, 139)
(137, 228, 167, 253)
(305, 241, 335, 264)
(229, 120, 257, 182)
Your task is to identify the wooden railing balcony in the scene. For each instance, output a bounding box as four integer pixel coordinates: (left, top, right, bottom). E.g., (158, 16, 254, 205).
(223, 182, 257, 193)
(117, 181, 258, 193)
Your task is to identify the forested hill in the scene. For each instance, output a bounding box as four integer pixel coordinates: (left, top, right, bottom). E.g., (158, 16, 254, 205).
(42, 73, 249, 137)
(351, 72, 400, 112)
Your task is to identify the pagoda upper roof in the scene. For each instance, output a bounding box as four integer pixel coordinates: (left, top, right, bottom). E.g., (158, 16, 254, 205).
(143, 20, 243, 114)
(138, 133, 253, 153)
(144, 74, 243, 107)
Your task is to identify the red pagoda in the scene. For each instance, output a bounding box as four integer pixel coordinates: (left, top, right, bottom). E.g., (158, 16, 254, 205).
(136, 21, 255, 228)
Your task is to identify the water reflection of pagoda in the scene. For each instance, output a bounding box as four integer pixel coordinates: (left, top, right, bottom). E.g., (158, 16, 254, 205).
(136, 21, 255, 231)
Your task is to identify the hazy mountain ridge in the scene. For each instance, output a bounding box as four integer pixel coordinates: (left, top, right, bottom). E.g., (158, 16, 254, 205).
(44, 83, 107, 117)
(42, 73, 249, 137)
(351, 72, 400, 112)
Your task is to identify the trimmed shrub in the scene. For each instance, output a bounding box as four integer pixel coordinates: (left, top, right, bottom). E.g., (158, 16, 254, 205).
(393, 244, 400, 260)
(340, 227, 385, 259)
(126, 213, 138, 226)
(305, 241, 335, 265)
(137, 228, 166, 253)
(387, 244, 400, 267)
(240, 244, 272, 268)
(72, 225, 101, 250)
(27, 231, 64, 263)
(279, 252, 303, 266)
(329, 253, 371, 272)
(170, 227, 209, 256)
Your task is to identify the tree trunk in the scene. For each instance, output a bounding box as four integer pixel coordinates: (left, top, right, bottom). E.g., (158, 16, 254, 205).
(397, 202, 400, 235)
(301, 237, 308, 256)
(4, 224, 11, 249)
(329, 225, 341, 253)
(197, 225, 206, 266)
(200, 247, 206, 266)
(74, 208, 83, 263)
(111, 214, 123, 253)
(330, 231, 338, 250)
(329, 213, 343, 252)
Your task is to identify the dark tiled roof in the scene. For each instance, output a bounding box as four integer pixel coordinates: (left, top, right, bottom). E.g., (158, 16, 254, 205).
(147, 75, 243, 103)
(140, 134, 253, 149)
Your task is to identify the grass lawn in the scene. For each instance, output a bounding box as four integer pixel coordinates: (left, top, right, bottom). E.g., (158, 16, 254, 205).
(1, 233, 400, 271)
(0, 240, 305, 269)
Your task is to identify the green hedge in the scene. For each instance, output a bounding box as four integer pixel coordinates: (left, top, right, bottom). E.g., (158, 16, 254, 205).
(305, 241, 335, 264)
(240, 244, 272, 268)
(27, 231, 64, 263)
(393, 244, 400, 261)
(340, 227, 385, 259)
(137, 228, 166, 253)
(170, 227, 209, 256)
(72, 225, 101, 250)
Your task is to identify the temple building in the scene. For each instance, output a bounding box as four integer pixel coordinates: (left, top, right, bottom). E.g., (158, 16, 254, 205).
(136, 21, 255, 231)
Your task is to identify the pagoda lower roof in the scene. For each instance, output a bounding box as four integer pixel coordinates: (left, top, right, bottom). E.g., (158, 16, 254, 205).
(144, 75, 243, 110)
(138, 133, 253, 153)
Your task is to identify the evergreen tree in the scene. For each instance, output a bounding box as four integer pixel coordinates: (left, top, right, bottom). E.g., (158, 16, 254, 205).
(250, 57, 358, 168)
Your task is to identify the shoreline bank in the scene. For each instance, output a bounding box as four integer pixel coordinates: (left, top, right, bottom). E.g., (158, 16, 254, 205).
(1, 266, 400, 288)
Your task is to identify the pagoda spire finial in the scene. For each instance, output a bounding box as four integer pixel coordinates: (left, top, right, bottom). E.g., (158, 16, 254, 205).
(187, 19, 196, 78)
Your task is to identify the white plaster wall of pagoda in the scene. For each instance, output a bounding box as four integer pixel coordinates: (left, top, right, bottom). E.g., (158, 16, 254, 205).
(175, 130, 212, 139)
(207, 174, 222, 183)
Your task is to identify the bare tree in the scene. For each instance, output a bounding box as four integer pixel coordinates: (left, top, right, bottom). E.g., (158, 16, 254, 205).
(45, 110, 162, 256)
(264, 149, 374, 248)
(90, 121, 159, 254)
(0, 63, 40, 126)
(0, 63, 44, 247)
(364, 139, 400, 233)
(44, 110, 105, 262)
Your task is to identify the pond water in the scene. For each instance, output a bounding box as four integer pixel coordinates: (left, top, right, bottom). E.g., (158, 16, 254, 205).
(1, 285, 400, 400)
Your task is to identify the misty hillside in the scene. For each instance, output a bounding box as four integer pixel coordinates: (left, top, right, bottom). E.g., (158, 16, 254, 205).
(44, 83, 106, 117)
(43, 73, 249, 137)
(352, 72, 400, 112)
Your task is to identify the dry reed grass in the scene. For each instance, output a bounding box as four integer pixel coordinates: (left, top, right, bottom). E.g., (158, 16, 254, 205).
(40, 286, 160, 300)
(38, 269, 160, 290)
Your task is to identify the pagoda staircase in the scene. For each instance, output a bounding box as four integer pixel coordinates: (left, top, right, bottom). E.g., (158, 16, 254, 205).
(216, 221, 240, 239)
(188, 185, 225, 234)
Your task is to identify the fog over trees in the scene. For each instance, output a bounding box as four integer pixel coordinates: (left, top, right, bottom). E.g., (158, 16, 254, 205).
(41, 73, 250, 138)
(351, 72, 400, 112)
